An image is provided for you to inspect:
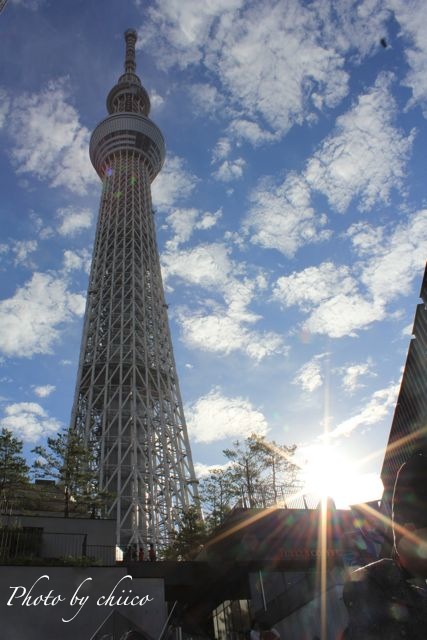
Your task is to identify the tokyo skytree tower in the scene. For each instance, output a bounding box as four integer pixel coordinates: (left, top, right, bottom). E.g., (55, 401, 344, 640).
(69, 30, 199, 549)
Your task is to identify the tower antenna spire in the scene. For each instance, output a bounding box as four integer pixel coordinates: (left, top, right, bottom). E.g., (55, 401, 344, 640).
(105, 28, 150, 116)
(124, 28, 137, 74)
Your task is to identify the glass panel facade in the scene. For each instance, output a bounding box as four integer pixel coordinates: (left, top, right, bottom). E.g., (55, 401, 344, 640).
(212, 599, 251, 640)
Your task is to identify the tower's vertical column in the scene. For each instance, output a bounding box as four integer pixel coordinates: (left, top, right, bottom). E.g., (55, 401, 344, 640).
(69, 30, 199, 549)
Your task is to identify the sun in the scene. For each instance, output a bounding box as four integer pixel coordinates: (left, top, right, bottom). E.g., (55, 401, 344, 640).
(300, 444, 384, 509)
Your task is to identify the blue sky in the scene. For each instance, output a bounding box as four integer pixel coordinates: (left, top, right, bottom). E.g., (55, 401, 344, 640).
(0, 0, 426, 508)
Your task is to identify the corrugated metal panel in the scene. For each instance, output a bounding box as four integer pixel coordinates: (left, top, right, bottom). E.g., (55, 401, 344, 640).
(381, 263, 427, 508)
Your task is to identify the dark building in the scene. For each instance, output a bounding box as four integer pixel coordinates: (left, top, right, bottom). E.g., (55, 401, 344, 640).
(380, 263, 427, 511)
(2, 496, 384, 638)
(157, 503, 381, 638)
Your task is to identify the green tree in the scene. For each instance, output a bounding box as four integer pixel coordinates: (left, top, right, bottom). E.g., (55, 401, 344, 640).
(249, 435, 299, 503)
(162, 505, 207, 560)
(199, 467, 235, 529)
(0, 428, 29, 499)
(32, 429, 106, 518)
(199, 435, 301, 520)
(223, 436, 266, 508)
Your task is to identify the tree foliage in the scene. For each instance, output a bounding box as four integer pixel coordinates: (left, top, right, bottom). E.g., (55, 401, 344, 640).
(0, 427, 29, 499)
(32, 429, 106, 518)
(162, 505, 207, 560)
(199, 434, 300, 527)
(199, 467, 235, 529)
(248, 435, 299, 502)
(223, 437, 265, 508)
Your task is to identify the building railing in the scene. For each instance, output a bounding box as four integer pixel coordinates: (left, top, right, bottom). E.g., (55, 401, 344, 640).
(236, 483, 316, 510)
(0, 527, 116, 566)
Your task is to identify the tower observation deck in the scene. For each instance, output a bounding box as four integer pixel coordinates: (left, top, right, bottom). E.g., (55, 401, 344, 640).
(69, 30, 199, 549)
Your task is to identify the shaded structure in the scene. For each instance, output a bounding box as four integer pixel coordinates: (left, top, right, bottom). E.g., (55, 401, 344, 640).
(69, 30, 198, 549)
(0, 502, 382, 639)
(90, 610, 150, 640)
(125, 504, 379, 638)
(381, 263, 427, 510)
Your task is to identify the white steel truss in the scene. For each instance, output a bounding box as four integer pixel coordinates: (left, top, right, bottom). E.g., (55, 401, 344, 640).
(69, 30, 199, 549)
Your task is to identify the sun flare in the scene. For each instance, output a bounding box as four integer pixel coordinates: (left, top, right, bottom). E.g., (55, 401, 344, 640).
(300, 444, 383, 509)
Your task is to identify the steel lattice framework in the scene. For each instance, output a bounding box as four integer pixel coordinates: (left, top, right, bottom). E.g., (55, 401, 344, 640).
(69, 29, 199, 549)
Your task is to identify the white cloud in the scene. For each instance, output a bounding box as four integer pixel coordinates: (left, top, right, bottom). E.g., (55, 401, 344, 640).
(29, 212, 54, 240)
(189, 83, 225, 115)
(213, 157, 245, 182)
(274, 265, 384, 338)
(246, 173, 330, 257)
(304, 293, 385, 339)
(164, 208, 199, 250)
(305, 73, 414, 212)
(0, 239, 38, 268)
(273, 210, 427, 338)
(2, 402, 60, 443)
(138, 0, 243, 69)
(228, 119, 278, 145)
(57, 207, 93, 236)
(274, 262, 356, 310)
(8, 79, 97, 195)
(140, 0, 392, 143)
(164, 243, 286, 360)
(352, 209, 427, 303)
(344, 222, 385, 256)
(197, 209, 222, 230)
(389, 0, 427, 116)
(33, 384, 56, 398)
(0, 88, 10, 129)
(212, 138, 232, 163)
(149, 89, 164, 110)
(402, 322, 414, 337)
(245, 72, 413, 258)
(328, 382, 399, 438)
(162, 243, 232, 289)
(339, 360, 376, 393)
(275, 263, 374, 338)
(294, 356, 324, 392)
(177, 307, 284, 360)
(209, 0, 349, 135)
(166, 208, 199, 248)
(186, 388, 268, 443)
(0, 272, 86, 357)
(164, 208, 222, 250)
(151, 154, 198, 211)
(12, 240, 37, 267)
(62, 249, 91, 273)
(316, 0, 390, 60)
(194, 461, 232, 478)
